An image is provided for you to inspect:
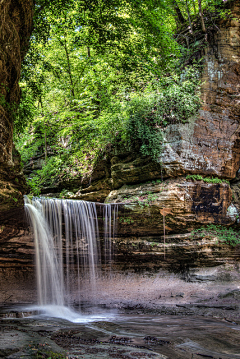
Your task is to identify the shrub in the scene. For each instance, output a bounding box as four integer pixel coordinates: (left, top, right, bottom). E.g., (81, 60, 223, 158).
(122, 65, 201, 160)
(186, 174, 230, 185)
(192, 224, 240, 247)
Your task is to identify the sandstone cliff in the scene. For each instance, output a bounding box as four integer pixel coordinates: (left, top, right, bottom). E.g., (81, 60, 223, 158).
(0, 0, 32, 213)
(0, 0, 33, 303)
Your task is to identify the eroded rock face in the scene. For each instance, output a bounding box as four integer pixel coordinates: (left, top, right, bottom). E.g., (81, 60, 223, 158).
(110, 154, 163, 190)
(161, 2, 240, 180)
(113, 233, 240, 272)
(106, 179, 234, 236)
(113, 10, 240, 184)
(161, 112, 240, 179)
(0, 207, 35, 303)
(104, 178, 240, 270)
(0, 0, 35, 303)
(0, 208, 33, 264)
(0, 0, 33, 211)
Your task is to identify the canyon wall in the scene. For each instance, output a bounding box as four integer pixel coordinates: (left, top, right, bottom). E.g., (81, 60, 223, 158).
(0, 0, 32, 213)
(0, 0, 33, 303)
(1, 1, 240, 303)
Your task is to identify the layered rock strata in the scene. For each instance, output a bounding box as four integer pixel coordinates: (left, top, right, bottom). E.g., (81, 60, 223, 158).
(0, 0, 33, 302)
(0, 207, 34, 304)
(106, 180, 239, 271)
(106, 179, 235, 235)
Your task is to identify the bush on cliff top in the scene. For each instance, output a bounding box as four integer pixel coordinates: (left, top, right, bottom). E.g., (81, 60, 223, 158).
(121, 65, 201, 160)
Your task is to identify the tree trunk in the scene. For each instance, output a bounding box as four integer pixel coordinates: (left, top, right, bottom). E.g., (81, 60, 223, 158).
(0, 0, 33, 211)
(185, 0, 193, 34)
(63, 38, 75, 98)
(198, 0, 207, 34)
(171, 0, 185, 25)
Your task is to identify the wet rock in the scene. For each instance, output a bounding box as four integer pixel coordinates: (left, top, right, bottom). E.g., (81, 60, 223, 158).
(73, 187, 111, 202)
(175, 293, 184, 298)
(2, 305, 240, 358)
(144, 336, 170, 346)
(188, 275, 218, 282)
(218, 289, 240, 300)
(109, 336, 133, 344)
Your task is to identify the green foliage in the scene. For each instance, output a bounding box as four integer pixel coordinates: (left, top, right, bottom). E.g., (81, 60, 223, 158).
(14, 86, 37, 134)
(192, 224, 240, 247)
(26, 178, 41, 197)
(16, 61, 201, 195)
(25, 342, 67, 359)
(186, 174, 230, 185)
(59, 189, 74, 198)
(146, 179, 162, 184)
(121, 190, 160, 208)
(14, 0, 229, 195)
(46, 351, 66, 359)
(15, 134, 42, 163)
(123, 66, 201, 159)
(13, 0, 186, 194)
(26, 157, 64, 195)
(119, 217, 134, 224)
(124, 92, 164, 159)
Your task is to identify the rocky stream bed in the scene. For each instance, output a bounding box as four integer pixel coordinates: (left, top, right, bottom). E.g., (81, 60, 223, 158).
(1, 273, 240, 359)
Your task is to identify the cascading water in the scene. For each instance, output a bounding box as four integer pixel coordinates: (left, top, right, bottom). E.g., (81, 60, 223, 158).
(24, 197, 64, 306)
(103, 203, 118, 273)
(24, 196, 118, 316)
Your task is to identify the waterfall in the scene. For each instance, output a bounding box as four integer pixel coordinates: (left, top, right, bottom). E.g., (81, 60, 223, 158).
(103, 203, 118, 273)
(24, 197, 118, 308)
(24, 197, 64, 306)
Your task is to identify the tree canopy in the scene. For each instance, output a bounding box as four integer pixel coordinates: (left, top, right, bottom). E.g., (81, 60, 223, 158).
(14, 0, 233, 195)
